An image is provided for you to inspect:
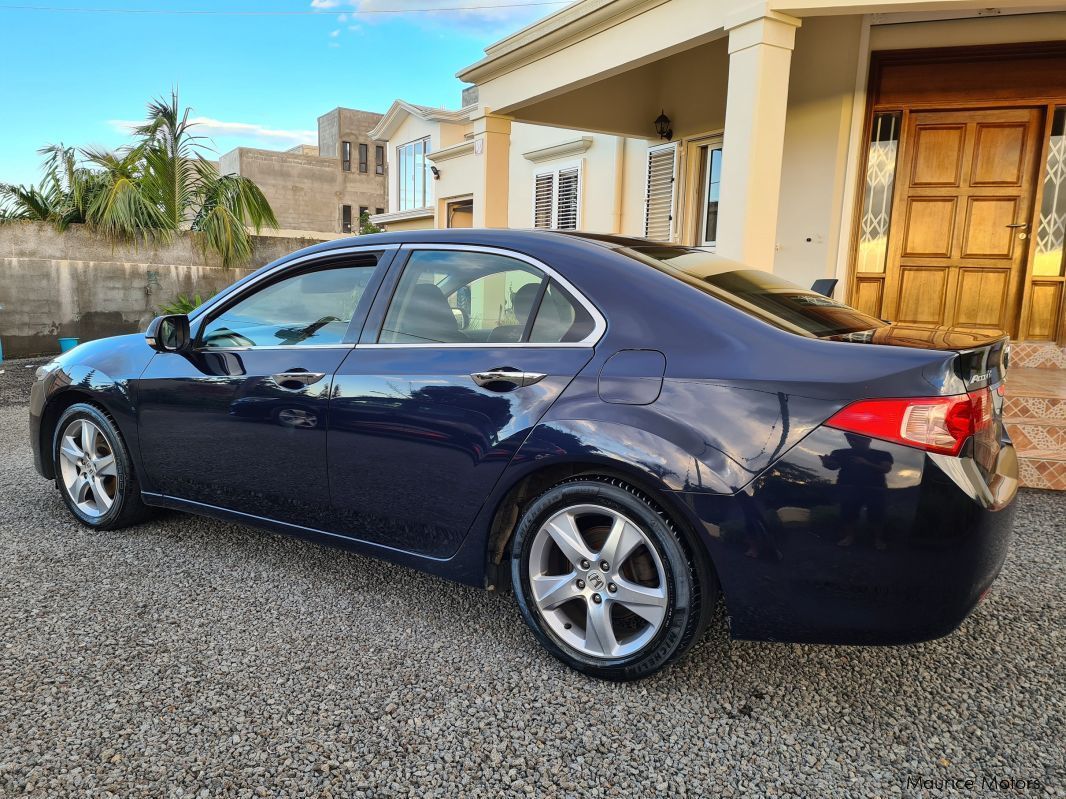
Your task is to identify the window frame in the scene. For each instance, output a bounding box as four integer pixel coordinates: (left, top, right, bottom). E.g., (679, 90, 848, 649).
(358, 142, 368, 173)
(188, 246, 398, 351)
(697, 141, 723, 249)
(396, 136, 432, 212)
(531, 160, 583, 231)
(342, 204, 353, 233)
(359, 243, 606, 348)
(375, 145, 385, 175)
(342, 140, 352, 172)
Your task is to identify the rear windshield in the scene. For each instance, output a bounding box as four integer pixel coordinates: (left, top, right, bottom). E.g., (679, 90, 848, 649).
(620, 245, 886, 338)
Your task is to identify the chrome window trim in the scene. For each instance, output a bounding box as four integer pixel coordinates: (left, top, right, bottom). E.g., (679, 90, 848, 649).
(364, 243, 607, 350)
(192, 244, 400, 352)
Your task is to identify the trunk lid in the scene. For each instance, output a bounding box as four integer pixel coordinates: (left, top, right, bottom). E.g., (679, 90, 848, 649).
(829, 325, 1012, 483)
(827, 324, 1010, 390)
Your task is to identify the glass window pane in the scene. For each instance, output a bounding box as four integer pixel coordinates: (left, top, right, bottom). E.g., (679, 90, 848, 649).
(413, 139, 425, 208)
(397, 143, 409, 211)
(529, 281, 595, 343)
(379, 250, 544, 344)
(422, 138, 433, 208)
(857, 112, 902, 274)
(703, 146, 722, 246)
(201, 265, 375, 348)
(1036, 107, 1066, 277)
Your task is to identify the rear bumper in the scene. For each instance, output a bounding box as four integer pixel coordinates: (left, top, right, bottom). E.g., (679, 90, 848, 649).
(672, 427, 1016, 646)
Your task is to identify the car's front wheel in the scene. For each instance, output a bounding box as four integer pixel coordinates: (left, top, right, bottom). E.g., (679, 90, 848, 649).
(53, 403, 150, 530)
(511, 478, 714, 680)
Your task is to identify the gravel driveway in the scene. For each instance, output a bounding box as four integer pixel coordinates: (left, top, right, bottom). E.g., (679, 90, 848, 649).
(0, 402, 1062, 798)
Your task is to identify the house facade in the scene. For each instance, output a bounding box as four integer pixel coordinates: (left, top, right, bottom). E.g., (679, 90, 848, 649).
(368, 93, 652, 238)
(220, 107, 387, 237)
(443, 0, 1065, 348)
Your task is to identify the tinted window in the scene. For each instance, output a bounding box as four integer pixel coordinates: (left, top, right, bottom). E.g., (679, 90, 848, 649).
(379, 250, 596, 345)
(201, 264, 375, 348)
(380, 250, 543, 344)
(622, 245, 885, 338)
(529, 281, 595, 343)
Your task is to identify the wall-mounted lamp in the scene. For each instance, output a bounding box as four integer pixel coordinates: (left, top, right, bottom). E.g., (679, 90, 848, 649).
(654, 110, 673, 142)
(430, 165, 441, 180)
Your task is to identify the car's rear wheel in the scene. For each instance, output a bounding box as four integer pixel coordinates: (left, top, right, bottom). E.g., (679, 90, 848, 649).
(511, 478, 714, 680)
(53, 403, 150, 530)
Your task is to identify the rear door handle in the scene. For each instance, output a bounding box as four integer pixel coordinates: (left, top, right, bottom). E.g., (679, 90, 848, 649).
(272, 370, 326, 389)
(470, 369, 547, 388)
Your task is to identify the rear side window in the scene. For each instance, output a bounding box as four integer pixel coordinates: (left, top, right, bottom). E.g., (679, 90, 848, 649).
(378, 249, 596, 345)
(622, 245, 885, 338)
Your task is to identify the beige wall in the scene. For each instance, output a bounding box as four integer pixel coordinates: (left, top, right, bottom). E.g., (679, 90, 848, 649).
(772, 14, 864, 288)
(384, 115, 472, 216)
(507, 125, 646, 234)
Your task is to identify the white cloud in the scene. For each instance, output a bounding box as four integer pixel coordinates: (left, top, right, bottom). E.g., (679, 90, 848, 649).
(313, 0, 570, 36)
(330, 28, 340, 36)
(107, 118, 317, 149)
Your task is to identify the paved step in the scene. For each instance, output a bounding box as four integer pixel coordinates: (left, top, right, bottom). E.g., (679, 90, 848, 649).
(1011, 342, 1066, 370)
(1017, 453, 1066, 491)
(1002, 366, 1066, 490)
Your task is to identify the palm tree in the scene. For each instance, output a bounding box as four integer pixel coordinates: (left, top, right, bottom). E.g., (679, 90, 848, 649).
(0, 91, 277, 267)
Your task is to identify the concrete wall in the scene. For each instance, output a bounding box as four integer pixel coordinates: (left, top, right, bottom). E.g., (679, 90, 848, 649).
(222, 146, 386, 235)
(220, 107, 386, 236)
(0, 222, 321, 358)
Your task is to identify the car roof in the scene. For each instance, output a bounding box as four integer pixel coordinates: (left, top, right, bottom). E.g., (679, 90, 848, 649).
(306, 227, 649, 254)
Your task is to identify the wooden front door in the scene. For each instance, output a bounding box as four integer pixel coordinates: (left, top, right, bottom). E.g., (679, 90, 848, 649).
(882, 108, 1043, 337)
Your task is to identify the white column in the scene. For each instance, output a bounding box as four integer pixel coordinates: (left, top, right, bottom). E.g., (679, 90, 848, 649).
(716, 12, 801, 269)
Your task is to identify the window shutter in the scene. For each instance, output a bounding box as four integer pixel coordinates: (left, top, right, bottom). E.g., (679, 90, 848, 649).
(555, 167, 580, 231)
(534, 173, 554, 229)
(644, 144, 677, 241)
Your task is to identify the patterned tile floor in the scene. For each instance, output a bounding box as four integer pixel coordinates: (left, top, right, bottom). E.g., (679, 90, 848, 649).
(1004, 349, 1066, 490)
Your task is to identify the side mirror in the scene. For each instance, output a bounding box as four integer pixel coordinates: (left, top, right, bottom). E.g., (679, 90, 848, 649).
(145, 314, 191, 353)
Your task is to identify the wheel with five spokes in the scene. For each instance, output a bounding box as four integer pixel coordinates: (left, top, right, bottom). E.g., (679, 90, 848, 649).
(511, 478, 714, 680)
(53, 403, 150, 529)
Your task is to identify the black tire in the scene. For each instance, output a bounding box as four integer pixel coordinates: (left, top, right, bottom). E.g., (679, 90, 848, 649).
(52, 403, 152, 530)
(511, 477, 716, 681)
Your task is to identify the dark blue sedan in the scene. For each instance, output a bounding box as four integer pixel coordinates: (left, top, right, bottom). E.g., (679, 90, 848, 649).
(29, 230, 1017, 680)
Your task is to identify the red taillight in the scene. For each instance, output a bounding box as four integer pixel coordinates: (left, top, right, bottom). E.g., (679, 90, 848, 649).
(826, 389, 993, 456)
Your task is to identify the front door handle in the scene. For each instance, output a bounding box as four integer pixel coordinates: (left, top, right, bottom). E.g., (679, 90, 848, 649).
(471, 369, 547, 388)
(1005, 223, 1029, 228)
(272, 370, 326, 389)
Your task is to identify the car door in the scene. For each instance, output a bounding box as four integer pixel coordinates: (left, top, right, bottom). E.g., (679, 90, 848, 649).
(327, 244, 604, 558)
(136, 246, 394, 528)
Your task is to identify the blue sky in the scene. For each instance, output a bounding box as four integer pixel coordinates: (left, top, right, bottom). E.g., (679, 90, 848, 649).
(0, 0, 571, 187)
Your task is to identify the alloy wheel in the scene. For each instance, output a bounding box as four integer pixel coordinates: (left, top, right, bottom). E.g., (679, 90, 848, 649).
(527, 504, 668, 659)
(57, 418, 118, 518)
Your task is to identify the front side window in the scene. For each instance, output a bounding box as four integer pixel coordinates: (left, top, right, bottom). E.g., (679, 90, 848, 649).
(358, 143, 368, 173)
(375, 145, 385, 175)
(341, 204, 352, 233)
(622, 245, 884, 338)
(200, 263, 376, 348)
(342, 141, 352, 172)
(396, 136, 432, 211)
(379, 250, 593, 345)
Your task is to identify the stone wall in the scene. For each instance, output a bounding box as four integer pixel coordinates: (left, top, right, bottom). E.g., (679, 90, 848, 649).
(0, 222, 321, 358)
